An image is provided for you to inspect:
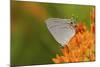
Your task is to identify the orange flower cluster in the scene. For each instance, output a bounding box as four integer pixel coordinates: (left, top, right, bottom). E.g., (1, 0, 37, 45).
(52, 9, 95, 64)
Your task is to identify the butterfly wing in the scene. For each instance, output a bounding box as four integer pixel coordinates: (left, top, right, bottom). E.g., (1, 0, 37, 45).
(45, 18, 75, 47)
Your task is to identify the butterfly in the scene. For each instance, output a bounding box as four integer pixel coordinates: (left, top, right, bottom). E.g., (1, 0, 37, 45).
(45, 18, 76, 47)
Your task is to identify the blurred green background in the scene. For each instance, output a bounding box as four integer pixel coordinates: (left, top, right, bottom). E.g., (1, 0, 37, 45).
(11, 1, 94, 66)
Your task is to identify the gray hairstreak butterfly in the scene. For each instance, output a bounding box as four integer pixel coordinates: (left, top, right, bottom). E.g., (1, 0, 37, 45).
(45, 18, 76, 47)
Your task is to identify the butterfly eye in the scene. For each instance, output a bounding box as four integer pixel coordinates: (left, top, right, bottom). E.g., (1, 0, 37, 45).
(70, 21, 73, 24)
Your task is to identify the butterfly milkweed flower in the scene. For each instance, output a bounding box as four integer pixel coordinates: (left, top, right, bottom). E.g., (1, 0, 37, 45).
(52, 9, 95, 63)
